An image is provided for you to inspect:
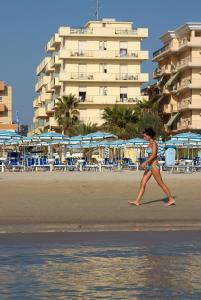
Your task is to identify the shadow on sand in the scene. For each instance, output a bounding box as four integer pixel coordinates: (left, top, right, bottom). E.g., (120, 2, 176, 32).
(141, 197, 176, 206)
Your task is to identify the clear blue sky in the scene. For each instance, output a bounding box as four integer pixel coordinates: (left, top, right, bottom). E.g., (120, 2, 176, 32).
(0, 0, 201, 125)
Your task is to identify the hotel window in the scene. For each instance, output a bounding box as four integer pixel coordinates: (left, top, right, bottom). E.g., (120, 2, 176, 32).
(120, 41, 128, 57)
(120, 65, 128, 79)
(100, 86, 108, 96)
(78, 41, 86, 55)
(99, 41, 107, 50)
(100, 64, 107, 73)
(79, 87, 87, 102)
(120, 87, 128, 102)
(78, 64, 87, 78)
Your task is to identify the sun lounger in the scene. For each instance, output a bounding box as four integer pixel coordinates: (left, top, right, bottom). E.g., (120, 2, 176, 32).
(83, 164, 99, 171)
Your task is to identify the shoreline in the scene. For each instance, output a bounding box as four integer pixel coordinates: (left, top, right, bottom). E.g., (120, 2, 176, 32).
(0, 171, 201, 233)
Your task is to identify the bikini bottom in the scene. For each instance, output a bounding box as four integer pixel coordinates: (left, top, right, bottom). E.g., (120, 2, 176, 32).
(145, 163, 160, 171)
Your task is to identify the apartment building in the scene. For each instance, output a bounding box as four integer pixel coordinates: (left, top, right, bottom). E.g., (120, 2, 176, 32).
(29, 19, 149, 134)
(153, 22, 201, 132)
(0, 80, 16, 131)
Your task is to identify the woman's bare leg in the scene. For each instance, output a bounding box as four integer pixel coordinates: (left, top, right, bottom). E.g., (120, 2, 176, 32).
(151, 167, 175, 206)
(129, 170, 152, 206)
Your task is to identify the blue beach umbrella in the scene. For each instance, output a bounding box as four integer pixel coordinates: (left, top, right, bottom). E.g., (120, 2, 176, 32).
(32, 132, 69, 141)
(126, 138, 148, 146)
(171, 132, 201, 142)
(0, 130, 22, 140)
(82, 131, 118, 141)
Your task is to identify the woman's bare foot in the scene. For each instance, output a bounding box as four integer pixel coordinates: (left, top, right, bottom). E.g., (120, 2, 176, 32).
(165, 198, 175, 207)
(128, 200, 140, 206)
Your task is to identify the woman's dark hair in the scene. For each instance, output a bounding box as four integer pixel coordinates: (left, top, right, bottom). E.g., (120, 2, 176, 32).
(143, 127, 156, 138)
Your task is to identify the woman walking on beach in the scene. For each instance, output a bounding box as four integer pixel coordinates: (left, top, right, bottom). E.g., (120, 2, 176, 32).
(129, 127, 175, 207)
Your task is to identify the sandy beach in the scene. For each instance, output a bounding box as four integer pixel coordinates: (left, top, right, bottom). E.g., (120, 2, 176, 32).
(0, 171, 201, 232)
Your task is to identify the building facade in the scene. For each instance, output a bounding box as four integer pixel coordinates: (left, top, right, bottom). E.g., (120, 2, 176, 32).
(29, 19, 148, 134)
(0, 81, 16, 131)
(153, 23, 201, 132)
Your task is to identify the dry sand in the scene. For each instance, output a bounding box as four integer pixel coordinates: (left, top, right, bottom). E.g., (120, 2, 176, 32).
(0, 171, 201, 232)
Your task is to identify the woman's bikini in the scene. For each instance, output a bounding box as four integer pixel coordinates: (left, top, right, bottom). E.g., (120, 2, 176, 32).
(145, 146, 160, 171)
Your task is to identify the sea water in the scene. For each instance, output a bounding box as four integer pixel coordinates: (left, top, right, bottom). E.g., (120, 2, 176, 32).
(0, 230, 201, 299)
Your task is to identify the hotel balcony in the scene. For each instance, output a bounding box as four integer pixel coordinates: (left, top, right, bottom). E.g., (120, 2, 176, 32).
(153, 65, 172, 79)
(59, 72, 148, 83)
(36, 57, 51, 75)
(34, 93, 52, 106)
(33, 99, 40, 108)
(35, 107, 48, 119)
(35, 76, 51, 92)
(177, 118, 192, 130)
(153, 42, 178, 61)
(0, 103, 6, 112)
(45, 82, 55, 93)
(78, 95, 146, 105)
(58, 26, 148, 38)
(46, 33, 62, 52)
(45, 101, 55, 114)
(59, 49, 148, 60)
(50, 76, 62, 89)
(177, 97, 191, 111)
(45, 117, 59, 128)
(178, 37, 201, 51)
(164, 104, 173, 114)
(50, 53, 61, 68)
(176, 57, 201, 72)
(171, 78, 192, 93)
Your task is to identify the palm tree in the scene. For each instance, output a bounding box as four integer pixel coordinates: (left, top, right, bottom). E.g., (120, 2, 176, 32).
(54, 94, 79, 134)
(102, 105, 137, 129)
(137, 112, 164, 138)
(134, 98, 158, 117)
(68, 122, 98, 136)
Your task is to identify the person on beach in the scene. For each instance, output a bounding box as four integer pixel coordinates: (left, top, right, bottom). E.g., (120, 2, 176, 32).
(129, 127, 175, 207)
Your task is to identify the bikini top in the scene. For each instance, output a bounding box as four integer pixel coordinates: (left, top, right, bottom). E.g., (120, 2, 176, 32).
(146, 147, 153, 155)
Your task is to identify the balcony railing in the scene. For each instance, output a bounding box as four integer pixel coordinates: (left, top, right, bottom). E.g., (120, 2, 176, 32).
(115, 73, 139, 80)
(153, 44, 170, 58)
(70, 73, 94, 80)
(177, 57, 191, 69)
(178, 37, 190, 48)
(115, 28, 137, 35)
(153, 65, 171, 77)
(60, 48, 147, 59)
(59, 72, 146, 82)
(78, 95, 140, 104)
(70, 28, 93, 34)
(178, 97, 192, 110)
(70, 73, 140, 81)
(178, 117, 192, 128)
(173, 78, 191, 92)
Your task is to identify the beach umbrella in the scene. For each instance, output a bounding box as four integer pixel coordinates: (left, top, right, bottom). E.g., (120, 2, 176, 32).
(0, 130, 22, 140)
(125, 138, 148, 146)
(171, 132, 201, 142)
(170, 132, 201, 159)
(32, 132, 69, 141)
(82, 131, 118, 141)
(69, 135, 84, 145)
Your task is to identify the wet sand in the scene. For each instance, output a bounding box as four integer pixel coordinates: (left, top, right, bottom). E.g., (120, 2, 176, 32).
(0, 171, 201, 232)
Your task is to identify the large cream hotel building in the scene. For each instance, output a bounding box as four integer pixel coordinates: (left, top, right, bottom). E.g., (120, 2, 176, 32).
(30, 19, 148, 134)
(153, 23, 201, 132)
